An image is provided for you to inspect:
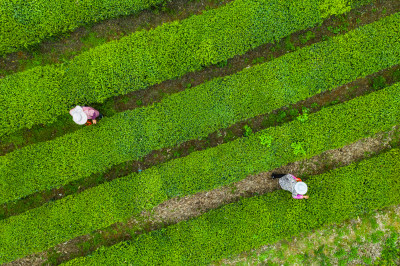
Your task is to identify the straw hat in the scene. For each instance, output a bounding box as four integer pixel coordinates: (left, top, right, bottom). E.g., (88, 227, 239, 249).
(70, 106, 87, 125)
(295, 182, 308, 195)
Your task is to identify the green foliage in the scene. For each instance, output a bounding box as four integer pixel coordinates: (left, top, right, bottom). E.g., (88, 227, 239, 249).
(327, 25, 341, 34)
(291, 142, 307, 156)
(334, 248, 346, 258)
(276, 111, 287, 123)
(3, 14, 400, 204)
(371, 230, 385, 243)
(1, 82, 400, 263)
(252, 57, 265, 64)
(121, 96, 130, 104)
(216, 59, 228, 68)
(243, 125, 253, 137)
(375, 233, 400, 264)
(258, 133, 273, 147)
(0, 0, 365, 137)
(319, 0, 352, 19)
(362, 256, 372, 264)
(289, 108, 299, 117)
(347, 246, 358, 262)
(0, 0, 165, 56)
(136, 99, 143, 106)
(300, 31, 316, 44)
(63, 148, 400, 265)
(285, 36, 296, 51)
(393, 69, 400, 83)
(372, 76, 387, 91)
(80, 32, 106, 47)
(297, 107, 309, 122)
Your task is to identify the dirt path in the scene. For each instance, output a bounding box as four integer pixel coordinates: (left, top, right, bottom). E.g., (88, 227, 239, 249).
(7, 125, 400, 265)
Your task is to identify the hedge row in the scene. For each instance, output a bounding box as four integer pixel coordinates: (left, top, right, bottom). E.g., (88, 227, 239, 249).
(1, 82, 400, 264)
(0, 0, 366, 137)
(63, 148, 400, 265)
(2, 11, 400, 205)
(0, 0, 166, 56)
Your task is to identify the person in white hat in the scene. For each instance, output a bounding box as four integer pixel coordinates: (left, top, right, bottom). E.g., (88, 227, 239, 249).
(271, 173, 309, 199)
(69, 106, 101, 125)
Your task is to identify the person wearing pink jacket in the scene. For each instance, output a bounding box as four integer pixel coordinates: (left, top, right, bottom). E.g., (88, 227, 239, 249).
(69, 106, 101, 125)
(272, 173, 309, 199)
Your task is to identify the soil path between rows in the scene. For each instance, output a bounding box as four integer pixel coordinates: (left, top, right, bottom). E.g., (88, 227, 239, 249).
(7, 125, 400, 265)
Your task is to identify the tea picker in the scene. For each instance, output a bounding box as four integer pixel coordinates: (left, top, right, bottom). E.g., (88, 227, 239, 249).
(69, 106, 103, 126)
(272, 173, 309, 199)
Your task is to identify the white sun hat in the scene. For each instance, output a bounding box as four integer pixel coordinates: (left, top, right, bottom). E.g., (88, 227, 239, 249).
(70, 106, 87, 125)
(294, 182, 308, 195)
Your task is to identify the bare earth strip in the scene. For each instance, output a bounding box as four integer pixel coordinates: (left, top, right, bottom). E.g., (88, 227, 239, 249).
(7, 125, 400, 265)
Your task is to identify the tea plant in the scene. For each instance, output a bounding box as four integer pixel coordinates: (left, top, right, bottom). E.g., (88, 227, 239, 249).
(291, 142, 307, 156)
(258, 134, 273, 147)
(243, 125, 253, 137)
(297, 107, 310, 122)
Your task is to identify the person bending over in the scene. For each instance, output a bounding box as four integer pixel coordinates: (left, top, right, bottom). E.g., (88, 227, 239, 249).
(272, 173, 309, 199)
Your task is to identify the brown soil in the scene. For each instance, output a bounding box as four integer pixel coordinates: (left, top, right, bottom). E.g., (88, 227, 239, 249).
(1, 0, 399, 155)
(7, 125, 400, 265)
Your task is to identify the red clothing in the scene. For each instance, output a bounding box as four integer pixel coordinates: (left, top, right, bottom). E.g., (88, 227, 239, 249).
(290, 175, 305, 199)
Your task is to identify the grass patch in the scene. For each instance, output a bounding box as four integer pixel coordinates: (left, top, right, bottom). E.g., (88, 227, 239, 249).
(80, 32, 107, 48)
(371, 75, 387, 91)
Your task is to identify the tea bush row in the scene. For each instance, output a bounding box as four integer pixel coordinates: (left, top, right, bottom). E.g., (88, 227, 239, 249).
(64, 148, 400, 265)
(0, 0, 366, 137)
(1, 82, 400, 263)
(1, 12, 400, 204)
(0, 0, 166, 56)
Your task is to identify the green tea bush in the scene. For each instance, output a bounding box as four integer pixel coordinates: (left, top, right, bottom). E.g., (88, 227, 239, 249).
(0, 0, 369, 137)
(64, 148, 400, 265)
(1, 82, 399, 263)
(2, 13, 400, 204)
(0, 0, 167, 56)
